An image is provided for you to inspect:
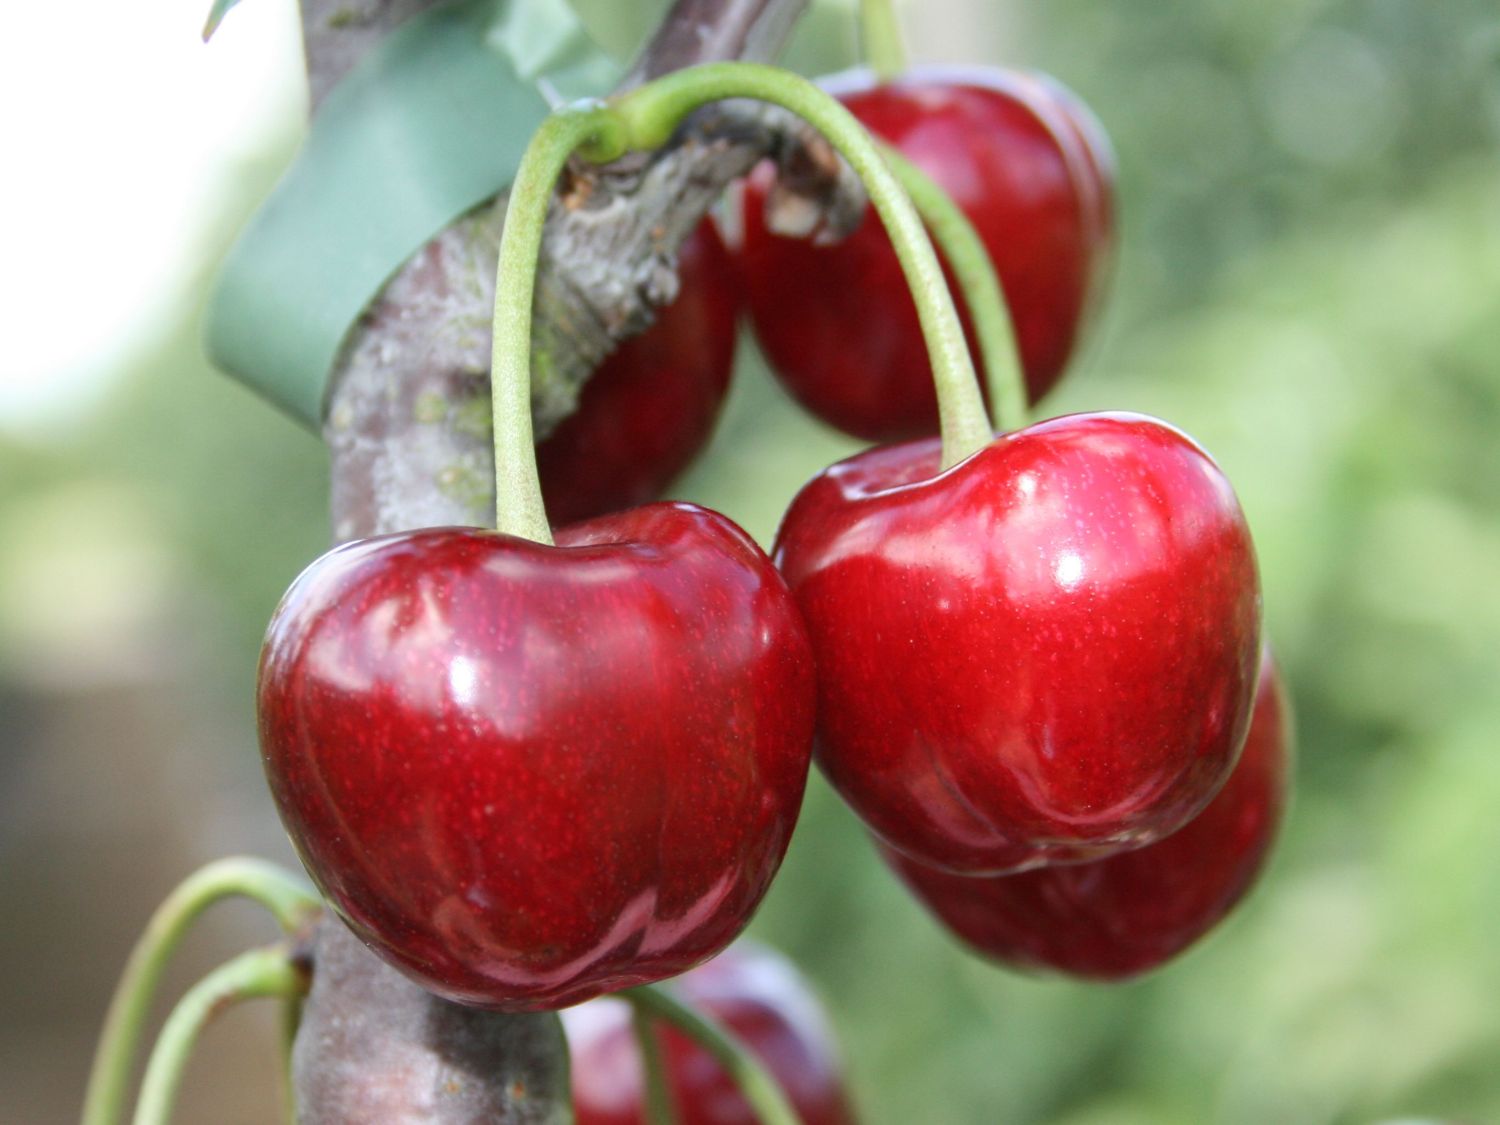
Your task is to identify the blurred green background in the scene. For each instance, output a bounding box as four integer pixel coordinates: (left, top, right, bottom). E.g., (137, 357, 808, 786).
(3, 0, 1498, 1122)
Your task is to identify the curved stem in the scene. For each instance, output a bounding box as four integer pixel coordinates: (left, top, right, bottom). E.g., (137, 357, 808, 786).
(630, 1003, 679, 1125)
(879, 144, 1029, 434)
(623, 985, 799, 1125)
(489, 102, 628, 544)
(858, 0, 908, 82)
(83, 859, 321, 1125)
(609, 62, 990, 469)
(131, 946, 309, 1125)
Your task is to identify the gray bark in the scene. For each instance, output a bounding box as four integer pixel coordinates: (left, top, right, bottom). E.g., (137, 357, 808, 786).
(293, 922, 571, 1124)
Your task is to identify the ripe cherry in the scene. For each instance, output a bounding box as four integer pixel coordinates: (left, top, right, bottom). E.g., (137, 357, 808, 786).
(564, 941, 858, 1125)
(884, 649, 1292, 979)
(539, 221, 740, 525)
(258, 504, 816, 1011)
(773, 412, 1262, 875)
(739, 67, 1115, 443)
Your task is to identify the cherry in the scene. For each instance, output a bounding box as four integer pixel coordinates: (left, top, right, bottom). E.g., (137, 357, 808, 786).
(564, 941, 858, 1125)
(257, 504, 816, 1011)
(539, 221, 740, 525)
(773, 412, 1261, 875)
(739, 67, 1115, 443)
(883, 649, 1292, 979)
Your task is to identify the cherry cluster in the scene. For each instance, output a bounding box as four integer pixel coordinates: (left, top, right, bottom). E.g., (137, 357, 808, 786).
(255, 61, 1290, 1119)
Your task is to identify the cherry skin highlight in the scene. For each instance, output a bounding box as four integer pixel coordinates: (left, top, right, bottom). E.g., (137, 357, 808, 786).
(884, 649, 1292, 979)
(257, 504, 816, 1011)
(539, 221, 740, 525)
(739, 67, 1115, 442)
(564, 941, 858, 1125)
(773, 413, 1262, 875)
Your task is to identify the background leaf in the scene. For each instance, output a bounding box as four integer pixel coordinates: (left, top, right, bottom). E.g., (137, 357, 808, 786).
(204, 0, 618, 426)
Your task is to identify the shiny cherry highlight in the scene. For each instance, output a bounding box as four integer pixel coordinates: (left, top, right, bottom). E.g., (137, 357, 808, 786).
(258, 504, 816, 1011)
(773, 412, 1262, 875)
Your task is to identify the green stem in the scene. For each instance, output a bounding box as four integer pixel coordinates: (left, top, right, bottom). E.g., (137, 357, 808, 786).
(131, 946, 308, 1125)
(82, 858, 321, 1125)
(610, 62, 990, 469)
(278, 993, 305, 1124)
(879, 144, 1029, 434)
(489, 101, 627, 543)
(623, 985, 798, 1125)
(858, 0, 908, 82)
(630, 1003, 679, 1125)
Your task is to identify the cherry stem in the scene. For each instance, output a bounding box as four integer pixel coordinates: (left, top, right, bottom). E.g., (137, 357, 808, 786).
(630, 1004, 679, 1125)
(278, 991, 305, 1123)
(879, 144, 1029, 434)
(608, 62, 991, 469)
(858, 0, 908, 82)
(623, 985, 799, 1125)
(82, 859, 321, 1125)
(489, 102, 629, 544)
(130, 945, 308, 1125)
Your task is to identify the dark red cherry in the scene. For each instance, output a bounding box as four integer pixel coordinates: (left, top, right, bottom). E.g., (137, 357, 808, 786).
(773, 413, 1261, 874)
(739, 67, 1115, 442)
(539, 221, 740, 525)
(563, 941, 858, 1125)
(257, 504, 816, 1011)
(884, 649, 1292, 979)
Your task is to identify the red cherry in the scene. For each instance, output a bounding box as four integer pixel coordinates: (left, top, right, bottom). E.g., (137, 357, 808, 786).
(884, 649, 1292, 979)
(257, 504, 816, 1011)
(773, 413, 1261, 874)
(563, 941, 858, 1125)
(539, 221, 740, 525)
(739, 67, 1115, 442)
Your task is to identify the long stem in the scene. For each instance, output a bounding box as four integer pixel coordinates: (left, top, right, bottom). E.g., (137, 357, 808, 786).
(489, 103, 628, 544)
(631, 1004, 679, 1125)
(858, 0, 908, 82)
(609, 62, 990, 469)
(624, 985, 799, 1125)
(131, 946, 308, 1125)
(83, 859, 321, 1125)
(879, 144, 1029, 434)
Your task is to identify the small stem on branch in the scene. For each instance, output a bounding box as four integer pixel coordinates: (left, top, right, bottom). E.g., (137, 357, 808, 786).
(858, 0, 908, 82)
(624, 985, 799, 1125)
(131, 946, 309, 1125)
(879, 144, 1029, 434)
(489, 102, 629, 543)
(83, 859, 320, 1125)
(631, 1003, 679, 1125)
(609, 62, 991, 468)
(278, 992, 304, 1124)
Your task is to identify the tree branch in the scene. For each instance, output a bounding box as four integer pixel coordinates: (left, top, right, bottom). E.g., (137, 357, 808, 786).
(292, 922, 571, 1123)
(317, 0, 869, 536)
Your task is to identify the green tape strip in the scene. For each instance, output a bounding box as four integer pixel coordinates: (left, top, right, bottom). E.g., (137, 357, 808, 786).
(204, 0, 618, 426)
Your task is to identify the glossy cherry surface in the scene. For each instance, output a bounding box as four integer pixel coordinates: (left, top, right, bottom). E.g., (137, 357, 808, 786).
(773, 412, 1261, 874)
(564, 941, 858, 1125)
(539, 221, 740, 525)
(885, 649, 1292, 979)
(739, 67, 1115, 442)
(258, 504, 816, 1011)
